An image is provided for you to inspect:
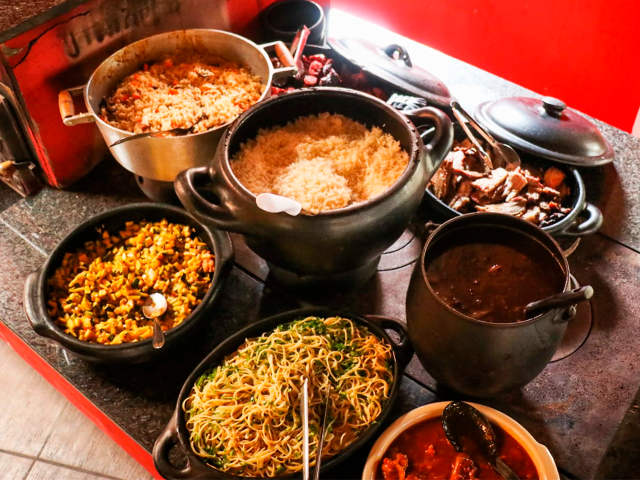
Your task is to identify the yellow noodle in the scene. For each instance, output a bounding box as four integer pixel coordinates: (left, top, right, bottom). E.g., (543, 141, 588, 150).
(183, 316, 394, 477)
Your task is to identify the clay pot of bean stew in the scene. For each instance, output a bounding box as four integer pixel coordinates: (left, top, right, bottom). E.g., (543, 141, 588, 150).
(406, 213, 585, 397)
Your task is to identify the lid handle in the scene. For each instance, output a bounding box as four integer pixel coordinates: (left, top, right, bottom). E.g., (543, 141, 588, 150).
(542, 96, 566, 118)
(382, 44, 413, 67)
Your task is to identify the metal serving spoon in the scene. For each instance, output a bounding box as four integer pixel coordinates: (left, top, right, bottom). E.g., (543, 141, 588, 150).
(525, 285, 593, 318)
(142, 293, 168, 349)
(442, 401, 521, 480)
(451, 101, 521, 169)
(109, 115, 205, 148)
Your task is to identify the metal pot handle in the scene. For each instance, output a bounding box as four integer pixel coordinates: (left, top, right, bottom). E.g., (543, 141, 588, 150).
(364, 315, 414, 372)
(260, 40, 298, 82)
(404, 107, 454, 178)
(153, 412, 213, 479)
(554, 203, 603, 238)
(175, 166, 249, 234)
(58, 85, 94, 126)
(24, 270, 58, 339)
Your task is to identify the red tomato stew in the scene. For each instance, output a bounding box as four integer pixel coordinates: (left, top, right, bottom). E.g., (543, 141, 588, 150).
(377, 417, 539, 480)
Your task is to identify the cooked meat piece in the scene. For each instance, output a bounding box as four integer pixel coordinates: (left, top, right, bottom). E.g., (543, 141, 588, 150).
(476, 198, 527, 216)
(472, 168, 509, 194)
(558, 182, 571, 199)
(451, 150, 486, 179)
(470, 184, 507, 205)
(542, 186, 561, 197)
(540, 211, 568, 228)
(504, 168, 528, 201)
(544, 166, 566, 189)
(523, 206, 541, 224)
(449, 453, 479, 480)
(429, 158, 453, 198)
(525, 172, 544, 191)
(381, 454, 409, 480)
(525, 188, 540, 204)
(449, 179, 473, 212)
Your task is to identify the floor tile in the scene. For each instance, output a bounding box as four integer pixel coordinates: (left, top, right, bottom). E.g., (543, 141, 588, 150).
(0, 451, 34, 480)
(25, 461, 112, 480)
(39, 402, 152, 480)
(0, 341, 68, 456)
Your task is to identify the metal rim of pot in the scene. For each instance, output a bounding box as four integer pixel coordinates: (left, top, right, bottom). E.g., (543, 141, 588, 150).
(418, 212, 573, 328)
(176, 86, 453, 226)
(23, 203, 234, 363)
(153, 307, 414, 480)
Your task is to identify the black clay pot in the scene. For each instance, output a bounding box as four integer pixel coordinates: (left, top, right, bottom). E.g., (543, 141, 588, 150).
(421, 125, 603, 237)
(23, 203, 234, 364)
(153, 307, 413, 480)
(175, 87, 453, 290)
(406, 213, 581, 398)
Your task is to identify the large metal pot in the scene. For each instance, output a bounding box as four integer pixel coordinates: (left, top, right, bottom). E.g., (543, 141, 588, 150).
(406, 213, 580, 397)
(175, 87, 453, 289)
(58, 29, 296, 184)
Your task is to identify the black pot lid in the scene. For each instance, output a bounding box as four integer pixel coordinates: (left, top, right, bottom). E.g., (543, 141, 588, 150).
(328, 37, 452, 109)
(474, 96, 614, 167)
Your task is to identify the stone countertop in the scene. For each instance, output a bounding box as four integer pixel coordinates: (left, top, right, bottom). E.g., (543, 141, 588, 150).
(0, 0, 82, 42)
(0, 7, 639, 480)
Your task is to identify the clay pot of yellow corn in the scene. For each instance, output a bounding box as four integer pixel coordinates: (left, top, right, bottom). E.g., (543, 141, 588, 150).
(23, 203, 234, 363)
(175, 87, 453, 290)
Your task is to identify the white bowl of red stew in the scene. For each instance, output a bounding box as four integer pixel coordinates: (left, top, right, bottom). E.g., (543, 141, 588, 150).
(362, 402, 559, 480)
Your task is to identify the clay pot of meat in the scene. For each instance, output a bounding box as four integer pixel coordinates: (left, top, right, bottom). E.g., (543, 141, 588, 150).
(175, 87, 453, 290)
(421, 125, 603, 237)
(406, 213, 584, 397)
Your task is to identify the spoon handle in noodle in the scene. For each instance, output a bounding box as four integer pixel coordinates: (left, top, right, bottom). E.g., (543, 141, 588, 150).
(302, 378, 310, 480)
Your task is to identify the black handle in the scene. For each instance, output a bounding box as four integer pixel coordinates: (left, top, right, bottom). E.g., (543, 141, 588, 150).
(24, 269, 57, 339)
(153, 413, 196, 480)
(555, 203, 603, 238)
(382, 44, 413, 67)
(175, 166, 248, 234)
(365, 315, 414, 372)
(405, 107, 454, 181)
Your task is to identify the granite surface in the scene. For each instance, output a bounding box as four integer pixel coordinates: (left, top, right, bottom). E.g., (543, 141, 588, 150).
(0, 6, 638, 480)
(0, 0, 83, 42)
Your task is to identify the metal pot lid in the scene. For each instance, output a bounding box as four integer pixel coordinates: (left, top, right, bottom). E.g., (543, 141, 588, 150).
(474, 96, 614, 167)
(328, 37, 452, 109)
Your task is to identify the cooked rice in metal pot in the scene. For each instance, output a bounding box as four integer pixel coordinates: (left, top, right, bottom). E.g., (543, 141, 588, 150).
(100, 55, 263, 134)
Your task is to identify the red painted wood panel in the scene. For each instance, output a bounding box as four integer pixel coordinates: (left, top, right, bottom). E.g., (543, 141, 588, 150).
(332, 0, 640, 132)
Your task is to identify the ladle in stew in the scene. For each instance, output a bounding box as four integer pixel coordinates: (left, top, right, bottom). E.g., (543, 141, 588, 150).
(442, 401, 521, 480)
(525, 285, 593, 319)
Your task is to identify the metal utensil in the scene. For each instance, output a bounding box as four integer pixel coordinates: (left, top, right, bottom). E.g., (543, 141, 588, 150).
(525, 285, 593, 318)
(142, 293, 168, 349)
(450, 102, 493, 172)
(451, 101, 521, 169)
(256, 193, 302, 216)
(312, 383, 340, 480)
(442, 401, 521, 480)
(301, 378, 310, 480)
(109, 115, 205, 148)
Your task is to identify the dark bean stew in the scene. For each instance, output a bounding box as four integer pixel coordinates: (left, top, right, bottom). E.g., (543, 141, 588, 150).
(425, 228, 565, 323)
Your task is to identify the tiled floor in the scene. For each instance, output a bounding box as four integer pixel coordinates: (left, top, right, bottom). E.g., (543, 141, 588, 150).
(0, 340, 153, 480)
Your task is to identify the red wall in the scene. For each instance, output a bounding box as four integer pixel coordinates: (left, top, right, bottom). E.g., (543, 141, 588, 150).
(332, 0, 640, 132)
